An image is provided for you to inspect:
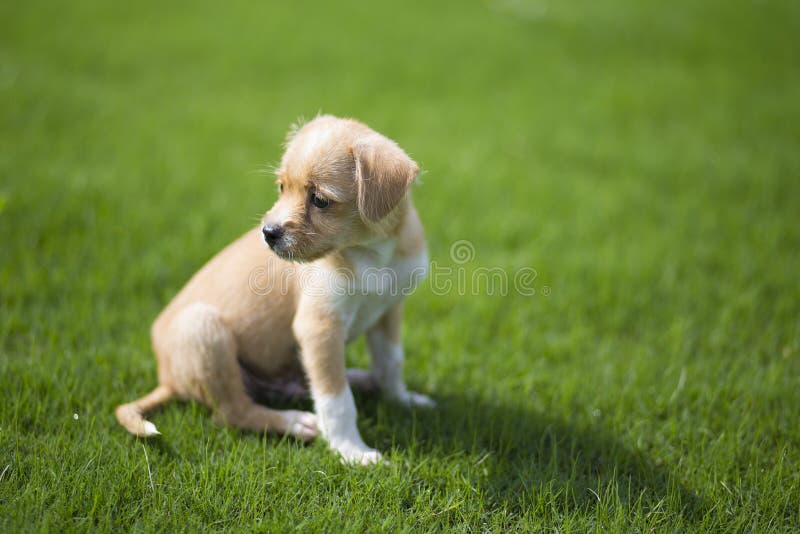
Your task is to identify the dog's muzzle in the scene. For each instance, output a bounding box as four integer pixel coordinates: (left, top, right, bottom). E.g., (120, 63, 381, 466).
(262, 224, 284, 249)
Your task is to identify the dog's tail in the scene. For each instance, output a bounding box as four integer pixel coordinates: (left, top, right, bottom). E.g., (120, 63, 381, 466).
(115, 385, 174, 437)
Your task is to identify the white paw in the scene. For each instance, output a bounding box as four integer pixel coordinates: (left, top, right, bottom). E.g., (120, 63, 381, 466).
(333, 442, 384, 466)
(142, 421, 161, 436)
(391, 390, 436, 408)
(284, 410, 319, 441)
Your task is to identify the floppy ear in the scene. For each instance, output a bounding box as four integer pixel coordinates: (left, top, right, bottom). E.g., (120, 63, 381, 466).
(353, 135, 420, 222)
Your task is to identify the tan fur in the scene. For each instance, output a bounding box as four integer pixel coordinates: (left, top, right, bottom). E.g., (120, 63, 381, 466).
(116, 115, 430, 462)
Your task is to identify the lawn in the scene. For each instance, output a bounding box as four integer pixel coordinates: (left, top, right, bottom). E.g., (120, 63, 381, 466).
(2, 0, 799, 531)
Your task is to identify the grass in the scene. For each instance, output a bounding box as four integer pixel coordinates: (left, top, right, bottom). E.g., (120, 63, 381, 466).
(1, 0, 799, 530)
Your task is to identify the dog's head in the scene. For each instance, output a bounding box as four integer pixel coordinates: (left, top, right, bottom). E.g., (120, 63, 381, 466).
(261, 115, 419, 262)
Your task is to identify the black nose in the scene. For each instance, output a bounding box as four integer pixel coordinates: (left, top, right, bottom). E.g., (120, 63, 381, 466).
(262, 224, 284, 247)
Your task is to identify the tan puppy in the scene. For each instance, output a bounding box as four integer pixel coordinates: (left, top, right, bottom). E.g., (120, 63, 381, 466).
(116, 115, 433, 465)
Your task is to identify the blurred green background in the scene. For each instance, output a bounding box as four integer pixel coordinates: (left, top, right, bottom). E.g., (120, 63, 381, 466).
(1, 0, 799, 530)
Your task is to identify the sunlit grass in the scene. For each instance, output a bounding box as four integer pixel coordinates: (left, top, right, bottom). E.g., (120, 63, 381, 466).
(1, 0, 799, 530)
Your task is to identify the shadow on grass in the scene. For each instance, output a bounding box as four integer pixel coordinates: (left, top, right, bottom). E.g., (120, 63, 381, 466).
(134, 388, 709, 524)
(359, 391, 710, 524)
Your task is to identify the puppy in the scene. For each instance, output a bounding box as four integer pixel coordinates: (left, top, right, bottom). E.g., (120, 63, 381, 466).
(116, 115, 433, 465)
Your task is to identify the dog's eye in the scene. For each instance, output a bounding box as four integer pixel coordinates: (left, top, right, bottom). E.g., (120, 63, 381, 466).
(278, 183, 284, 193)
(310, 192, 330, 209)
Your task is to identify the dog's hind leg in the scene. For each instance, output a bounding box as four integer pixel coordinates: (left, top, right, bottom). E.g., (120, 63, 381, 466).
(130, 302, 317, 441)
(115, 384, 174, 437)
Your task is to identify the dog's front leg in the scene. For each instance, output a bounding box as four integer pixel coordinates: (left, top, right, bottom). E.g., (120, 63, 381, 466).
(366, 302, 435, 408)
(293, 306, 382, 466)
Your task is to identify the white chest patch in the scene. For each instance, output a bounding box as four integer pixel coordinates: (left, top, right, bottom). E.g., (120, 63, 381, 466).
(324, 243, 428, 342)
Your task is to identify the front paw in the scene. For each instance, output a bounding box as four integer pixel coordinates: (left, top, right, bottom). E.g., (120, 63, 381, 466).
(332, 442, 384, 466)
(390, 390, 436, 408)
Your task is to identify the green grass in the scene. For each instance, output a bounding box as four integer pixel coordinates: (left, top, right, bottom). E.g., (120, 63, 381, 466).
(2, 0, 799, 530)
